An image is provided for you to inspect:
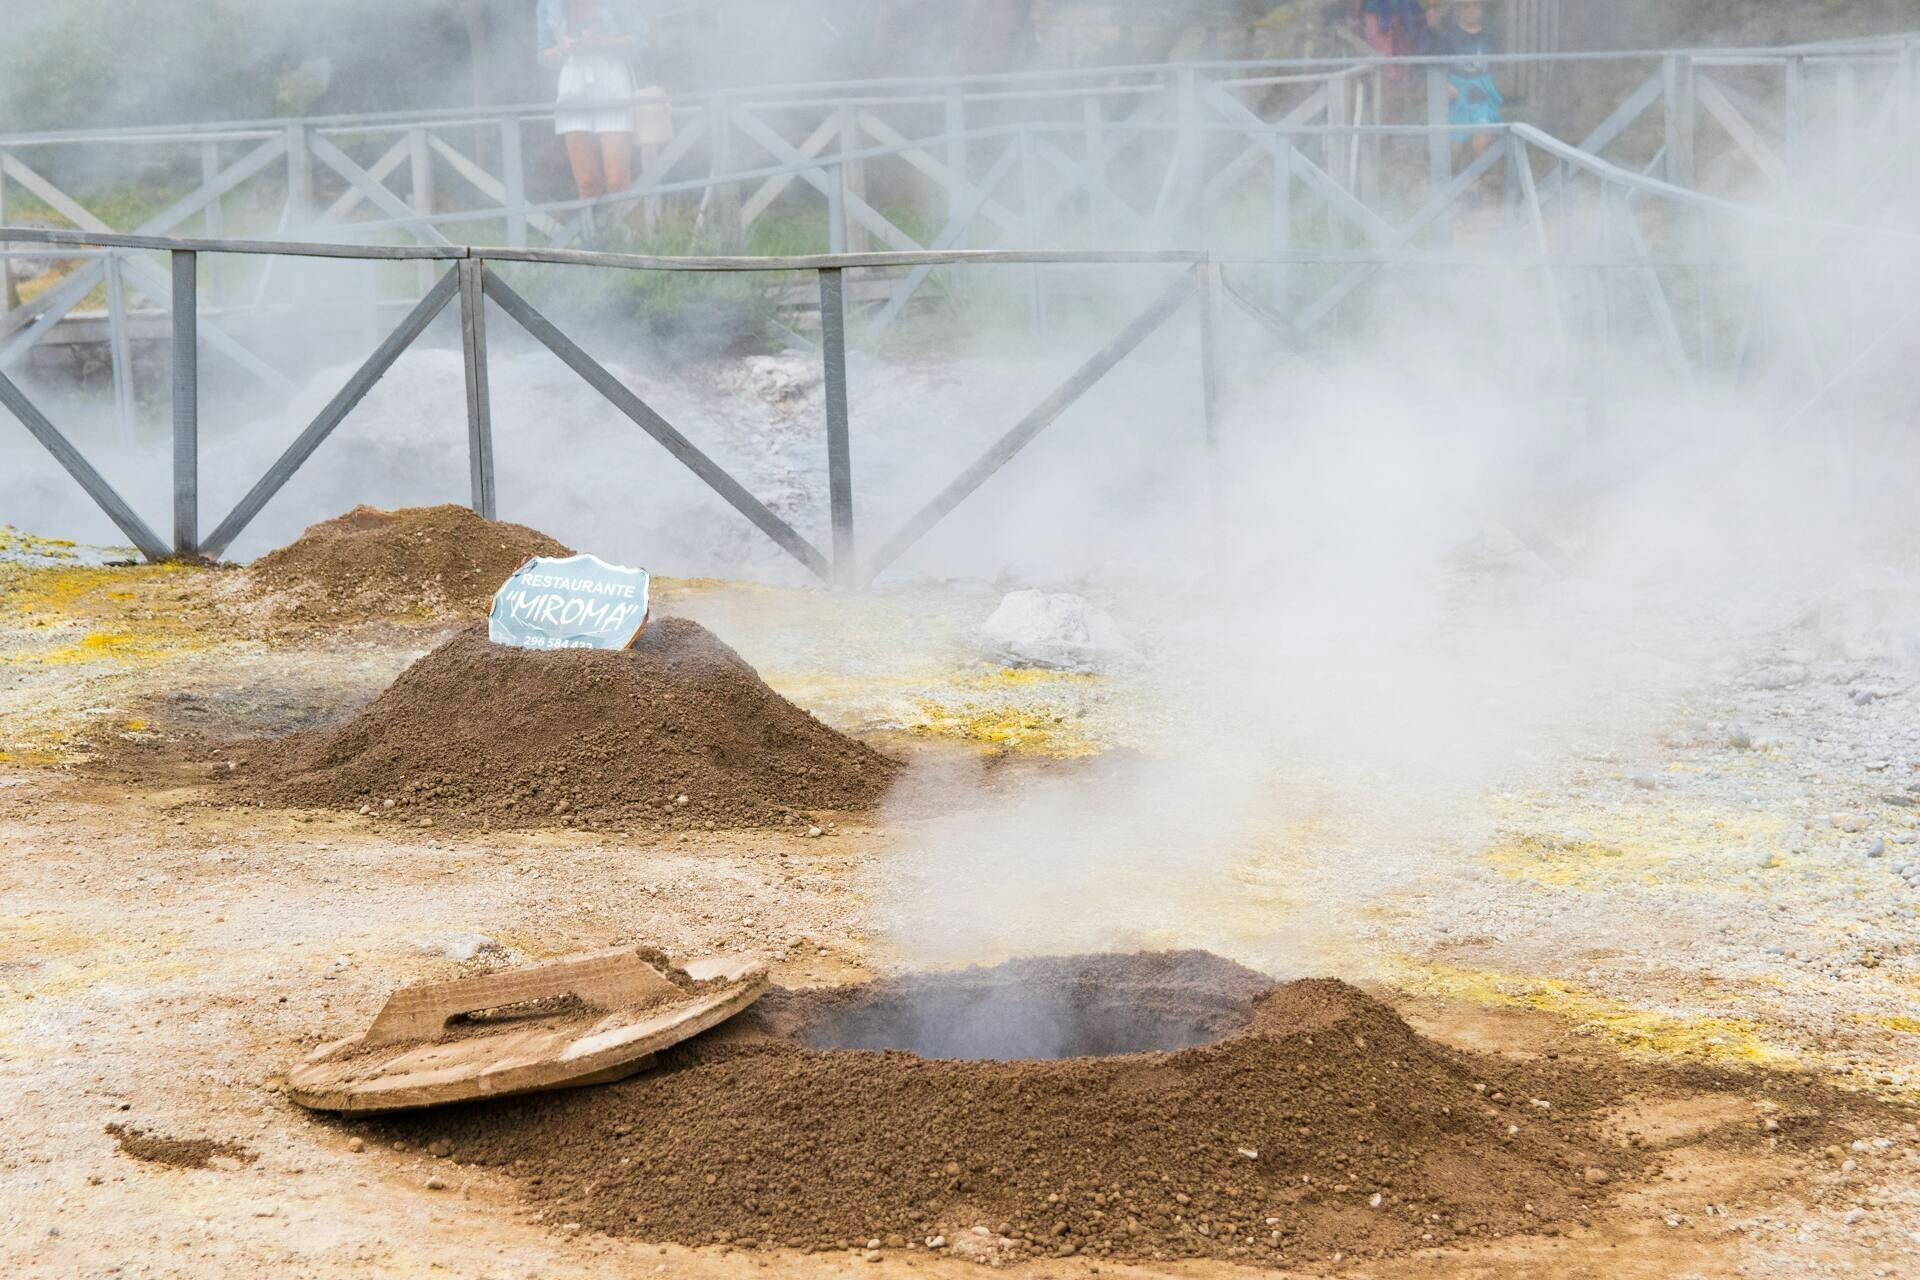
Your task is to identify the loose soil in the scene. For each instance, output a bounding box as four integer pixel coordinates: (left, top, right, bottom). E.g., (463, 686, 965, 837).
(238, 619, 900, 831)
(238, 504, 571, 624)
(105, 1124, 256, 1170)
(382, 952, 1679, 1267)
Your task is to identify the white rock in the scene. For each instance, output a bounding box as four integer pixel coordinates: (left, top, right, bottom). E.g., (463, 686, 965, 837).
(978, 590, 1138, 672)
(419, 932, 503, 963)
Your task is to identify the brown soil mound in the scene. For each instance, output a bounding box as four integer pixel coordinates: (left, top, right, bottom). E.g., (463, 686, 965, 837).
(381, 953, 1638, 1266)
(239, 618, 899, 830)
(244, 504, 571, 623)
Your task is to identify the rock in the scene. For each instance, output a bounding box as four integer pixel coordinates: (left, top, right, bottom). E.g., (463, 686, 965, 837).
(1867, 839, 1886, 858)
(1832, 814, 1867, 832)
(428, 1140, 452, 1158)
(425, 1175, 447, 1190)
(978, 590, 1138, 673)
(419, 932, 503, 963)
(864, 1250, 882, 1263)
(1583, 1167, 1612, 1185)
(346, 1136, 364, 1153)
(1630, 775, 1659, 791)
(1853, 689, 1879, 706)
(1728, 727, 1754, 750)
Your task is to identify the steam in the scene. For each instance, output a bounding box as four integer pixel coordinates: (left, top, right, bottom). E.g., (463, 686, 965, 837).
(865, 191, 1920, 971)
(6, 7, 1920, 984)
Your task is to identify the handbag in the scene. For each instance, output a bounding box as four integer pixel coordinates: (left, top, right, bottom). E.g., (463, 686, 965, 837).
(631, 86, 674, 146)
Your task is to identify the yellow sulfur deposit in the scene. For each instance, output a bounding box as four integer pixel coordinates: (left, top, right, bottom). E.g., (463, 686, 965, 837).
(1386, 957, 1797, 1066)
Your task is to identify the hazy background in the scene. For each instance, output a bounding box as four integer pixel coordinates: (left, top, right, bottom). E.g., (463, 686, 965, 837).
(6, 0, 1920, 973)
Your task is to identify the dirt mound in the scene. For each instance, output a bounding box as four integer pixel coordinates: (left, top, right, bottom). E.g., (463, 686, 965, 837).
(106, 1124, 255, 1170)
(240, 618, 899, 830)
(243, 504, 570, 623)
(382, 953, 1638, 1266)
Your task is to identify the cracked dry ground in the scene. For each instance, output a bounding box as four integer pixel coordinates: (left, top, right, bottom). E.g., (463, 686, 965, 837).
(4, 553, 1920, 1279)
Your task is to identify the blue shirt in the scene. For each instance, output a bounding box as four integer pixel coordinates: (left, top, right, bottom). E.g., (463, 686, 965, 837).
(537, 0, 649, 57)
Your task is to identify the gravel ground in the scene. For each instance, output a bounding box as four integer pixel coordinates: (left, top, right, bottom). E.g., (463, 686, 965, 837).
(4, 542, 1920, 1277)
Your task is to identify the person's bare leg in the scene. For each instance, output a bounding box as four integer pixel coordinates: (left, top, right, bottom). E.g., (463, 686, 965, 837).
(564, 131, 606, 199)
(600, 133, 632, 194)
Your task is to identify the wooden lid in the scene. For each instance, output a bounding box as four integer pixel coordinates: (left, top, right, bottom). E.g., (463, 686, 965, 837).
(286, 948, 768, 1113)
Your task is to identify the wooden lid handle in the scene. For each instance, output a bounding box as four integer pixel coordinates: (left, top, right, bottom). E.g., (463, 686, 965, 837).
(362, 947, 683, 1046)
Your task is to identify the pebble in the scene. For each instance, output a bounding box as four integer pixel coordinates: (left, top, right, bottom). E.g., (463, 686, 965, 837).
(1369, 1193, 1383, 1208)
(1832, 814, 1867, 832)
(346, 1137, 364, 1153)
(1630, 775, 1660, 791)
(424, 1175, 446, 1190)
(806, 826, 824, 839)
(1583, 1167, 1612, 1185)
(1866, 839, 1886, 858)
(1729, 727, 1754, 750)
(863, 1250, 882, 1263)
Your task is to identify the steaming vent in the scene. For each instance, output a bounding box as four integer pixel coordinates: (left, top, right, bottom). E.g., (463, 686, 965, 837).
(794, 952, 1269, 1061)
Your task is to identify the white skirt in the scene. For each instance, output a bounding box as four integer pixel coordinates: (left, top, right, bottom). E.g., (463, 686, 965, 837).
(554, 54, 635, 135)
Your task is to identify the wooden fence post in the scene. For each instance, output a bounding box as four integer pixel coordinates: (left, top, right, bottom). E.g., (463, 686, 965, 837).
(458, 258, 497, 520)
(171, 250, 198, 557)
(818, 268, 855, 588)
(1663, 55, 1696, 188)
(1427, 67, 1454, 246)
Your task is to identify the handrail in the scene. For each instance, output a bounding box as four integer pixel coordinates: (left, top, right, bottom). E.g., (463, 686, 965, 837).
(0, 32, 1912, 149)
(0, 223, 1888, 274)
(1508, 121, 1920, 244)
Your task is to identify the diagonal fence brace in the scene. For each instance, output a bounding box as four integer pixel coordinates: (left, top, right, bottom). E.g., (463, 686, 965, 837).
(861, 269, 1196, 586)
(199, 266, 462, 561)
(481, 271, 832, 583)
(0, 368, 169, 561)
